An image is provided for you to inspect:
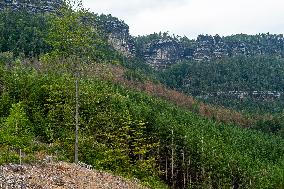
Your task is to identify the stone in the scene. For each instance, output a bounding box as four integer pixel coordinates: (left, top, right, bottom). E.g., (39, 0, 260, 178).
(0, 0, 63, 13)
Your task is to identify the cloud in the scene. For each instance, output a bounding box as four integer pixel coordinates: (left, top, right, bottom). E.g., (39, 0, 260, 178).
(83, 0, 284, 38)
(83, 0, 182, 14)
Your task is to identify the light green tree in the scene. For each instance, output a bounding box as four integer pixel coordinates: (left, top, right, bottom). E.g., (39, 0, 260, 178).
(45, 0, 97, 59)
(5, 102, 30, 136)
(3, 102, 32, 148)
(45, 0, 99, 164)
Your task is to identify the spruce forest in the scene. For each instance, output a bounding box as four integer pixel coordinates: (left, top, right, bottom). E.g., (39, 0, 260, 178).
(0, 0, 284, 188)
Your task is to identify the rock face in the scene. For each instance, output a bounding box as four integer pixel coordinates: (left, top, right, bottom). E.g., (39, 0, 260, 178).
(192, 34, 284, 61)
(197, 91, 282, 101)
(2, 1, 284, 69)
(107, 24, 136, 58)
(194, 34, 229, 61)
(0, 0, 63, 13)
(95, 14, 136, 58)
(136, 33, 284, 69)
(142, 38, 184, 69)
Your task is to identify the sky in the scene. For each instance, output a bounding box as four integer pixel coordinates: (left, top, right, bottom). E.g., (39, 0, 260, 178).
(82, 0, 284, 39)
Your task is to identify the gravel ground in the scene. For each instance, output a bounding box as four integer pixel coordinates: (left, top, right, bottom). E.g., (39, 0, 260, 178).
(0, 162, 148, 189)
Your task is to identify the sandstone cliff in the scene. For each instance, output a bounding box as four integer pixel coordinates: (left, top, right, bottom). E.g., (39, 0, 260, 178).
(0, 0, 63, 13)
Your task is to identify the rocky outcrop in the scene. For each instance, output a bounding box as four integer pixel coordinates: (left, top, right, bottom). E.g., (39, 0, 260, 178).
(142, 38, 184, 69)
(194, 35, 229, 61)
(95, 14, 136, 58)
(0, 0, 63, 13)
(108, 29, 136, 58)
(2, 1, 283, 69)
(197, 91, 282, 101)
(135, 33, 284, 68)
(193, 33, 284, 61)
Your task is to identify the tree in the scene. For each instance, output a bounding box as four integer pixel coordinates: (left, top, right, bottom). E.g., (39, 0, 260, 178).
(45, 0, 98, 164)
(3, 102, 32, 148)
(45, 0, 97, 59)
(0, 9, 50, 56)
(5, 102, 30, 136)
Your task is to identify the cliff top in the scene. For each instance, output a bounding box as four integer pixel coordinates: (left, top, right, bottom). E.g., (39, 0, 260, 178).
(0, 0, 63, 13)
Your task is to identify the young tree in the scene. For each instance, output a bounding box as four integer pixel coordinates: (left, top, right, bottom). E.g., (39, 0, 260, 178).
(5, 102, 30, 136)
(45, 0, 99, 164)
(3, 102, 32, 149)
(46, 0, 97, 59)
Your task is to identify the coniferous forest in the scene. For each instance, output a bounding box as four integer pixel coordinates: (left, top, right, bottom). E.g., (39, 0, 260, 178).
(0, 0, 284, 188)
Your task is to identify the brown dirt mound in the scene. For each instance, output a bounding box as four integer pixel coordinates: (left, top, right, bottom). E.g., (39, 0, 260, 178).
(0, 162, 147, 189)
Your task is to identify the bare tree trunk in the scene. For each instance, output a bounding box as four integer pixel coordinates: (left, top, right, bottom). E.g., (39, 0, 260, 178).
(166, 157, 168, 181)
(201, 136, 204, 179)
(158, 141, 160, 173)
(171, 129, 174, 188)
(187, 157, 191, 187)
(19, 149, 22, 165)
(74, 77, 79, 164)
(182, 149, 186, 189)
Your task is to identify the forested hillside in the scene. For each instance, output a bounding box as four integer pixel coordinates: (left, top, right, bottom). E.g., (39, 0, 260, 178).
(0, 0, 284, 189)
(1, 53, 284, 189)
(157, 56, 284, 114)
(131, 33, 284, 115)
(86, 12, 284, 115)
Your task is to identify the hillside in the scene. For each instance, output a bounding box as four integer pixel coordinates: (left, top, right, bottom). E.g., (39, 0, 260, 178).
(1, 56, 284, 188)
(0, 1, 284, 189)
(156, 56, 284, 114)
(0, 0, 282, 116)
(92, 13, 284, 115)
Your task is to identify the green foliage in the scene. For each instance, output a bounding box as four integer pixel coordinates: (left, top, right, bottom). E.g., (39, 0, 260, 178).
(1, 59, 284, 188)
(124, 69, 147, 82)
(1, 3, 284, 188)
(0, 102, 32, 149)
(0, 2, 121, 63)
(256, 114, 284, 137)
(0, 59, 161, 186)
(5, 102, 31, 135)
(157, 56, 284, 114)
(0, 9, 50, 56)
(0, 52, 14, 67)
(45, 1, 104, 61)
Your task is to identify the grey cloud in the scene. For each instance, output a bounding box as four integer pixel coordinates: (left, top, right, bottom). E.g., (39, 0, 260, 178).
(84, 0, 187, 15)
(83, 0, 284, 38)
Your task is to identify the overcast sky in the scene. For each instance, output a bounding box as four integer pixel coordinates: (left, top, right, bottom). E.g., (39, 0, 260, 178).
(82, 0, 284, 39)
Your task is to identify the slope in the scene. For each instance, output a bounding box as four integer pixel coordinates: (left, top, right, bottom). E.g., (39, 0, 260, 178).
(156, 56, 284, 115)
(0, 2, 284, 188)
(1, 58, 284, 188)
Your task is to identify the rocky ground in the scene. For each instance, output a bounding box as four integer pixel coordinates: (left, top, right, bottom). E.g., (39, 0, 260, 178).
(0, 162, 147, 189)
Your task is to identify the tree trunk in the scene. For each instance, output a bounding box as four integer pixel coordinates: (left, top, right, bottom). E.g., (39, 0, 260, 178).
(171, 129, 175, 188)
(182, 149, 186, 189)
(166, 157, 168, 181)
(74, 78, 79, 164)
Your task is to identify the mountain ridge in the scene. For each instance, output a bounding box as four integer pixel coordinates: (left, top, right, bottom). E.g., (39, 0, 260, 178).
(1, 1, 284, 69)
(95, 14, 284, 69)
(0, 0, 63, 13)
